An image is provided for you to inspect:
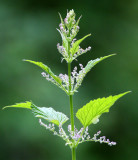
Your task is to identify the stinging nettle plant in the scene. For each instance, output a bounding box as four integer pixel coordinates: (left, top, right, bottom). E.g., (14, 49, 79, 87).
(3, 9, 131, 160)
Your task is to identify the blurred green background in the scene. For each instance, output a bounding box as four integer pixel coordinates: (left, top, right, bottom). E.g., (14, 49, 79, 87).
(0, 0, 137, 160)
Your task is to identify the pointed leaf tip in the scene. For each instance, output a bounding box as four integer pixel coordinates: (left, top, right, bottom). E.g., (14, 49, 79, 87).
(23, 59, 62, 84)
(58, 12, 64, 24)
(84, 54, 117, 74)
(2, 101, 69, 126)
(2, 101, 32, 110)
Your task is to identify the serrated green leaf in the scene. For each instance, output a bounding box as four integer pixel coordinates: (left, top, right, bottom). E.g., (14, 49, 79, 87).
(31, 103, 69, 126)
(74, 54, 116, 92)
(23, 59, 62, 85)
(3, 101, 32, 110)
(76, 91, 131, 127)
(3, 101, 69, 126)
(70, 34, 91, 56)
(85, 54, 116, 73)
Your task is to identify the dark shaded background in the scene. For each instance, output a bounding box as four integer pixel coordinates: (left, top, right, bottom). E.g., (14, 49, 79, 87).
(0, 0, 137, 160)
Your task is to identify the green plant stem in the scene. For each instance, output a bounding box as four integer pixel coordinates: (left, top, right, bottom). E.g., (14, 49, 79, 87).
(68, 40, 76, 160)
(72, 147, 76, 160)
(68, 41, 75, 132)
(68, 63, 75, 131)
(68, 62, 76, 160)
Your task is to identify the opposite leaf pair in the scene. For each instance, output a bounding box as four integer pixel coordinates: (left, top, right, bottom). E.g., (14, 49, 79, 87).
(23, 54, 115, 95)
(3, 91, 130, 128)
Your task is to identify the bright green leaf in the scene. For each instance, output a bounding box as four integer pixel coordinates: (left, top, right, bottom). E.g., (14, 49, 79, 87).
(76, 91, 131, 127)
(23, 59, 62, 85)
(85, 54, 116, 73)
(3, 101, 32, 110)
(70, 34, 91, 56)
(75, 16, 82, 27)
(31, 103, 69, 126)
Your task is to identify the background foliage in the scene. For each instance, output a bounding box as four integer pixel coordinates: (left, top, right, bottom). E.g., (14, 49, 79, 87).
(0, 0, 137, 160)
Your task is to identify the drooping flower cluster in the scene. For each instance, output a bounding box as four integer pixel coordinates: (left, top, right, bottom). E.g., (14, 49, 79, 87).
(72, 45, 91, 61)
(79, 130, 117, 146)
(41, 72, 68, 94)
(41, 72, 55, 83)
(39, 119, 116, 148)
(39, 119, 71, 145)
(41, 63, 87, 95)
(72, 64, 86, 91)
(57, 43, 68, 60)
(57, 9, 91, 63)
(91, 131, 117, 146)
(59, 64, 86, 93)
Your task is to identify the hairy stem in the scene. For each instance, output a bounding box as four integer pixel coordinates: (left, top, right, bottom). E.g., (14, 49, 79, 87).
(68, 41, 76, 160)
(68, 63, 75, 131)
(72, 147, 76, 160)
(68, 63, 76, 160)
